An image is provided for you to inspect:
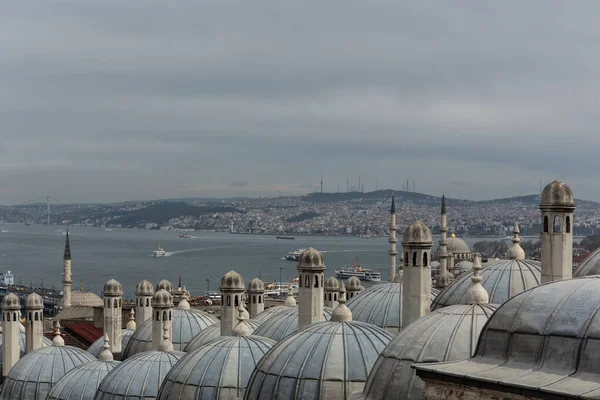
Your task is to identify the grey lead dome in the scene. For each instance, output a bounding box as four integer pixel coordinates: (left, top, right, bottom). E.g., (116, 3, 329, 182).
(87, 328, 134, 358)
(183, 320, 261, 352)
(46, 360, 120, 400)
(252, 306, 333, 342)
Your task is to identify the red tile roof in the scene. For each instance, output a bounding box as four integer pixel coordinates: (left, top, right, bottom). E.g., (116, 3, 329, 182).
(64, 322, 103, 345)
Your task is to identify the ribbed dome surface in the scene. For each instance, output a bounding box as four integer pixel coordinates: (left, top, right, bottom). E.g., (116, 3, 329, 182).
(46, 360, 120, 400)
(402, 221, 432, 244)
(25, 293, 44, 308)
(252, 307, 332, 342)
(358, 304, 497, 400)
(324, 276, 340, 291)
(183, 320, 261, 352)
(0, 345, 96, 400)
(573, 247, 600, 277)
(297, 248, 325, 270)
(159, 336, 276, 400)
(432, 258, 541, 310)
(122, 309, 218, 359)
(135, 279, 154, 296)
(346, 283, 440, 334)
(251, 305, 295, 324)
(87, 329, 134, 358)
(247, 278, 264, 292)
(0, 330, 51, 370)
(540, 179, 575, 207)
(103, 279, 122, 296)
(415, 277, 600, 398)
(155, 279, 173, 293)
(2, 293, 19, 309)
(220, 271, 244, 290)
(94, 351, 183, 400)
(245, 321, 393, 400)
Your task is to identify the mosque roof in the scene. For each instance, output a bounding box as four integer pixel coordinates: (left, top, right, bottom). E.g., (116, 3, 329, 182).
(251, 305, 296, 324)
(0, 345, 96, 400)
(183, 320, 261, 352)
(432, 258, 541, 310)
(58, 291, 103, 308)
(46, 360, 120, 400)
(346, 282, 439, 334)
(415, 276, 600, 398)
(358, 303, 497, 400)
(245, 321, 393, 400)
(455, 260, 473, 273)
(252, 307, 332, 342)
(122, 309, 218, 359)
(87, 328, 134, 358)
(94, 350, 184, 400)
(573, 246, 600, 277)
(158, 335, 276, 400)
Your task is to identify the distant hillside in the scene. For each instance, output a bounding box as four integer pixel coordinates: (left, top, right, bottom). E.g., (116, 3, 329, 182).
(107, 202, 238, 227)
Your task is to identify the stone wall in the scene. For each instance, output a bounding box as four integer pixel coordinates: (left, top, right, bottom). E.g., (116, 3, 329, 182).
(423, 379, 538, 400)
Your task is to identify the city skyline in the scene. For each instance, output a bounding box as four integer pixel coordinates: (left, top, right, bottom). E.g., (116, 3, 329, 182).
(3, 2, 600, 204)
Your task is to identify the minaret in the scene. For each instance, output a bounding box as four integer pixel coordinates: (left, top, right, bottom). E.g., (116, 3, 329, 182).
(388, 192, 398, 282)
(25, 293, 44, 353)
(401, 221, 433, 329)
(126, 308, 136, 330)
(247, 278, 265, 319)
(506, 223, 526, 260)
(297, 248, 325, 329)
(2, 293, 21, 379)
(437, 194, 453, 288)
(540, 180, 576, 283)
(103, 279, 123, 359)
(135, 279, 154, 327)
(331, 283, 352, 323)
(152, 289, 173, 350)
(324, 277, 340, 308)
(62, 230, 72, 308)
(462, 254, 489, 305)
(220, 271, 245, 336)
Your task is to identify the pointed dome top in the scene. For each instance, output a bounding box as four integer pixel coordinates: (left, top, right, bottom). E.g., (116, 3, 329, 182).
(135, 280, 154, 296)
(505, 222, 526, 260)
(52, 322, 65, 347)
(441, 193, 446, 215)
(297, 248, 325, 271)
(248, 278, 265, 292)
(177, 298, 190, 310)
(126, 308, 136, 330)
(220, 270, 245, 291)
(284, 284, 296, 307)
(155, 279, 173, 293)
(233, 306, 250, 337)
(2, 293, 20, 310)
(331, 283, 352, 322)
(63, 230, 71, 260)
(462, 254, 489, 305)
(540, 180, 575, 208)
(391, 192, 396, 214)
(103, 279, 122, 296)
(25, 292, 44, 309)
(402, 221, 433, 244)
(98, 333, 114, 361)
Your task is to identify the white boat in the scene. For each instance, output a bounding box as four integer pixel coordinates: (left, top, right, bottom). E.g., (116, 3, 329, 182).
(285, 249, 306, 261)
(264, 281, 299, 297)
(335, 261, 381, 282)
(152, 244, 166, 258)
(105, 228, 113, 232)
(0, 230, 8, 233)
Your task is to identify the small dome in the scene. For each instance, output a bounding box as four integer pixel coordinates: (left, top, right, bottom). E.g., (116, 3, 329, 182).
(2, 293, 20, 310)
(415, 277, 600, 398)
(446, 236, 470, 254)
(0, 331, 51, 372)
(574, 247, 600, 277)
(59, 291, 103, 308)
(46, 360, 120, 400)
(159, 335, 276, 400)
(246, 321, 393, 400)
(296, 248, 325, 270)
(346, 283, 440, 334)
(155, 279, 174, 293)
(135, 279, 154, 296)
(402, 221, 432, 244)
(324, 277, 340, 291)
(252, 305, 295, 324)
(184, 320, 261, 352)
(247, 278, 265, 292)
(220, 271, 245, 291)
(430, 261, 440, 270)
(253, 307, 332, 342)
(540, 180, 575, 208)
(25, 293, 44, 309)
(87, 329, 135, 358)
(0, 345, 96, 400)
(103, 279, 122, 296)
(432, 258, 541, 310)
(346, 276, 362, 291)
(358, 303, 497, 400)
(94, 351, 184, 400)
(152, 289, 173, 308)
(123, 309, 218, 359)
(455, 260, 473, 273)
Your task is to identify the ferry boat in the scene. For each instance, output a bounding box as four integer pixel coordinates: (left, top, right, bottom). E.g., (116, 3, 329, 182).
(152, 244, 166, 258)
(264, 281, 299, 297)
(285, 249, 306, 261)
(276, 236, 295, 240)
(335, 261, 381, 282)
(178, 234, 192, 238)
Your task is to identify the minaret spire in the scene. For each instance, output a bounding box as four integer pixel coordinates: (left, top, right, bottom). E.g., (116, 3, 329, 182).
(63, 229, 71, 260)
(388, 192, 398, 282)
(437, 193, 453, 288)
(62, 229, 72, 308)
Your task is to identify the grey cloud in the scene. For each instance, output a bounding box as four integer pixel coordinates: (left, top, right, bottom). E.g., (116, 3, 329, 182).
(229, 181, 248, 187)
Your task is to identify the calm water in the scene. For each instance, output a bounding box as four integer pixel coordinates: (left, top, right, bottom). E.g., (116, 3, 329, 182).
(0, 223, 553, 299)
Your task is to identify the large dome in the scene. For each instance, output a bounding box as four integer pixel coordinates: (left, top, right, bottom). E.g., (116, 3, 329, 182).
(252, 307, 332, 342)
(358, 303, 497, 400)
(158, 335, 276, 400)
(122, 309, 218, 358)
(0, 345, 96, 400)
(87, 328, 134, 358)
(183, 320, 261, 352)
(432, 258, 541, 310)
(245, 321, 393, 400)
(573, 247, 600, 277)
(251, 305, 295, 324)
(94, 350, 184, 400)
(346, 283, 439, 334)
(58, 291, 103, 308)
(447, 236, 470, 254)
(46, 360, 120, 400)
(415, 276, 600, 398)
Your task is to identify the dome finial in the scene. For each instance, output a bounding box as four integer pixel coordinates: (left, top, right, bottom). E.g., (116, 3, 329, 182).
(505, 222, 525, 260)
(126, 308, 136, 330)
(331, 283, 352, 322)
(158, 325, 173, 352)
(177, 297, 191, 310)
(463, 253, 489, 305)
(52, 321, 65, 347)
(233, 305, 250, 337)
(284, 283, 296, 306)
(98, 333, 114, 361)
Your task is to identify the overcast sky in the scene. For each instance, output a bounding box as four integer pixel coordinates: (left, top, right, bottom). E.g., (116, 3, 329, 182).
(2, 1, 600, 204)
